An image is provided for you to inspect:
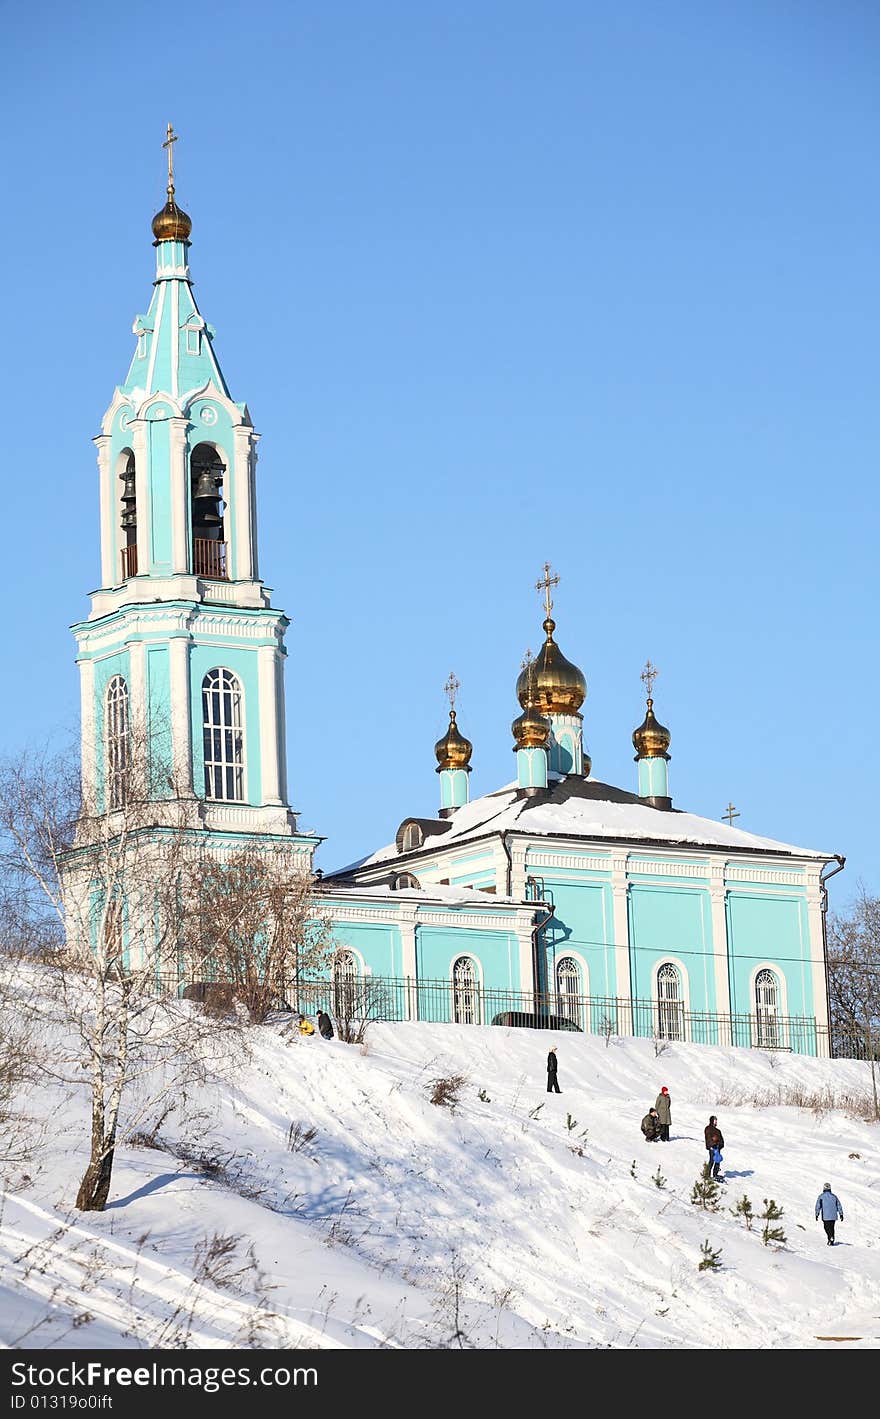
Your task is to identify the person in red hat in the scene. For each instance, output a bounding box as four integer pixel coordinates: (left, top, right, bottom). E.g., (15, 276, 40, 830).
(654, 1086, 672, 1141)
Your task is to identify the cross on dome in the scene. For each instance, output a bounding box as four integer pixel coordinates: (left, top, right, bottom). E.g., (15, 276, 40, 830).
(535, 562, 560, 618)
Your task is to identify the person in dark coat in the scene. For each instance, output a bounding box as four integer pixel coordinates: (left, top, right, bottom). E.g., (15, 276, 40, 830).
(654, 1087, 672, 1141)
(546, 1046, 561, 1093)
(316, 1010, 334, 1040)
(815, 1183, 844, 1245)
(704, 1115, 724, 1178)
(641, 1107, 661, 1142)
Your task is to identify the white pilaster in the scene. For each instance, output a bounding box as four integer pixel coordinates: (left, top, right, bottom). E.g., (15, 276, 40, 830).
(611, 854, 632, 1032)
(805, 866, 831, 1057)
(232, 428, 255, 582)
(168, 635, 194, 794)
(127, 639, 147, 738)
(95, 436, 114, 588)
(257, 644, 282, 805)
(400, 910, 418, 1019)
(168, 418, 189, 573)
(710, 862, 732, 1041)
(517, 923, 535, 1008)
(276, 649, 289, 802)
(78, 658, 97, 804)
(131, 420, 150, 576)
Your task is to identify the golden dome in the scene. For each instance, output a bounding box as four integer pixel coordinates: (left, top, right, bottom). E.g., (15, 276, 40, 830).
(434, 710, 473, 772)
(512, 702, 551, 750)
(515, 618, 586, 715)
(152, 197, 192, 243)
(633, 698, 671, 760)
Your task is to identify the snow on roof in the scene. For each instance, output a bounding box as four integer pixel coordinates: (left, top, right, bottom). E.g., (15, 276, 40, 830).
(322, 883, 521, 907)
(336, 776, 833, 874)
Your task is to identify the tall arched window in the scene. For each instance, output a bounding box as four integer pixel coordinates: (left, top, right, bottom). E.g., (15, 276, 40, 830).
(333, 950, 359, 1020)
(555, 957, 582, 1026)
(755, 969, 780, 1048)
(105, 676, 130, 810)
(191, 444, 227, 579)
(656, 962, 684, 1042)
(202, 669, 244, 802)
(453, 956, 480, 1025)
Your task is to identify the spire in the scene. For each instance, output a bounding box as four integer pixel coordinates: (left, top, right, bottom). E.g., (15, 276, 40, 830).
(152, 123, 192, 243)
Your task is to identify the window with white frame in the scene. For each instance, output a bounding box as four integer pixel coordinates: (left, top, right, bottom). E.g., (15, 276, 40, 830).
(202, 669, 245, 802)
(453, 956, 480, 1025)
(755, 969, 780, 1048)
(105, 675, 130, 810)
(136, 332, 147, 359)
(555, 956, 582, 1026)
(402, 823, 423, 852)
(656, 962, 684, 1042)
(393, 873, 420, 890)
(333, 950, 360, 1021)
(186, 327, 201, 355)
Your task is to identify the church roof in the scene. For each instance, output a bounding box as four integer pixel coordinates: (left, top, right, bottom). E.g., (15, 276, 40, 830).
(331, 774, 833, 876)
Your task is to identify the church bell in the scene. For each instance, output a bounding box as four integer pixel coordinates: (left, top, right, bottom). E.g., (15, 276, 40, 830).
(120, 461, 137, 530)
(192, 464, 223, 525)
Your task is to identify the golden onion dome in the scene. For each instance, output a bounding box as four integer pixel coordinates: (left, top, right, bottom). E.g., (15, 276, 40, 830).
(512, 702, 551, 750)
(434, 710, 473, 772)
(515, 618, 586, 715)
(632, 698, 671, 760)
(152, 197, 192, 243)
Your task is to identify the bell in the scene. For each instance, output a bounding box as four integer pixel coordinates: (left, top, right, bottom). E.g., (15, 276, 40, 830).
(192, 467, 219, 502)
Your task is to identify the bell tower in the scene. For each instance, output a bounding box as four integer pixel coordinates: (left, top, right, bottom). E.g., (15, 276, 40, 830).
(73, 129, 312, 856)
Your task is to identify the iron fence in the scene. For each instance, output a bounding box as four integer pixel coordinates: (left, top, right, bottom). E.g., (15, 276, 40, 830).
(163, 970, 841, 1058)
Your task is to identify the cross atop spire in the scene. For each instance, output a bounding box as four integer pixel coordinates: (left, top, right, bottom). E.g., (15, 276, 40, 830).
(640, 659, 659, 700)
(535, 562, 560, 618)
(163, 122, 179, 197)
(444, 672, 460, 711)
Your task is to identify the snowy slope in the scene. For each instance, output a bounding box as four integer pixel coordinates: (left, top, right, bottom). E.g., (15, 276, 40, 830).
(2, 1000, 879, 1350)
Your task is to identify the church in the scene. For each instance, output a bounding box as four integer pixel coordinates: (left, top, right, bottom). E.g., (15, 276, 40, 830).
(73, 134, 843, 1058)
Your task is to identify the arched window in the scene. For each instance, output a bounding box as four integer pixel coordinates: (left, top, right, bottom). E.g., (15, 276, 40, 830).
(555, 957, 582, 1026)
(402, 823, 423, 852)
(118, 450, 137, 579)
(333, 950, 360, 1021)
(105, 676, 130, 810)
(191, 444, 227, 579)
(202, 669, 244, 802)
(656, 962, 684, 1042)
(453, 956, 480, 1025)
(755, 969, 780, 1048)
(393, 873, 420, 891)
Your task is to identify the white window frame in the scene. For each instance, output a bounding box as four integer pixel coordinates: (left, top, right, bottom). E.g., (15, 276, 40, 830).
(185, 327, 201, 356)
(402, 823, 423, 852)
(656, 961, 685, 1042)
(202, 668, 245, 802)
(333, 949, 360, 1020)
(105, 675, 130, 810)
(452, 956, 480, 1025)
(751, 964, 789, 1049)
(136, 332, 147, 359)
(555, 955, 583, 1028)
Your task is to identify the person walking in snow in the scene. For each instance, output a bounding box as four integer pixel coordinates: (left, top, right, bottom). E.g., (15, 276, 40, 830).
(815, 1183, 844, 1245)
(546, 1046, 561, 1093)
(317, 1010, 334, 1040)
(654, 1087, 672, 1141)
(704, 1115, 724, 1178)
(641, 1107, 661, 1142)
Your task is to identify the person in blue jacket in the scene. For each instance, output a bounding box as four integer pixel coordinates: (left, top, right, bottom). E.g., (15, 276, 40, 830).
(815, 1183, 844, 1245)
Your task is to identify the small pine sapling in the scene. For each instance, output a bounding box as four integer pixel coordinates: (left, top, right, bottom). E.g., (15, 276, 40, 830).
(565, 1113, 578, 1133)
(760, 1198, 786, 1247)
(527, 1102, 545, 1120)
(731, 1194, 754, 1231)
(698, 1239, 723, 1272)
(652, 1165, 667, 1190)
(630, 1159, 638, 1178)
(690, 1165, 721, 1212)
(478, 1088, 491, 1102)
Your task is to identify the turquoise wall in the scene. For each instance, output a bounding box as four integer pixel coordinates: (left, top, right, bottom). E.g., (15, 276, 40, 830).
(628, 885, 714, 1010)
(189, 642, 263, 805)
(539, 880, 614, 996)
(417, 925, 520, 991)
(147, 417, 172, 572)
(146, 645, 172, 793)
(727, 892, 811, 1018)
(329, 921, 403, 979)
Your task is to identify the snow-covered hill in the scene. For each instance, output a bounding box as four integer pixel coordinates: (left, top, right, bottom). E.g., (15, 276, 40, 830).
(2, 995, 879, 1349)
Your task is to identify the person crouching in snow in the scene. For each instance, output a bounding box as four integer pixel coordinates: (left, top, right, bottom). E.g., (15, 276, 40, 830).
(654, 1087, 672, 1140)
(641, 1107, 661, 1142)
(704, 1115, 724, 1178)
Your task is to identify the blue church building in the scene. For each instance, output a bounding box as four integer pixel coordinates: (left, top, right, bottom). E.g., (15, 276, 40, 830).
(72, 135, 843, 1057)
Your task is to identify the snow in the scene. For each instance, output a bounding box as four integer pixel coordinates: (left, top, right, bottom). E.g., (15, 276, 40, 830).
(347, 780, 833, 876)
(2, 972, 879, 1349)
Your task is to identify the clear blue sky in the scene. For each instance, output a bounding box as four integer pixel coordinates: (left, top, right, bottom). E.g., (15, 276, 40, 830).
(2, 1, 877, 903)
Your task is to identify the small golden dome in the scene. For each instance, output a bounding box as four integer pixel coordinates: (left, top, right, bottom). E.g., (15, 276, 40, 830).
(512, 702, 551, 750)
(633, 698, 671, 760)
(515, 618, 586, 715)
(434, 710, 473, 772)
(152, 198, 192, 243)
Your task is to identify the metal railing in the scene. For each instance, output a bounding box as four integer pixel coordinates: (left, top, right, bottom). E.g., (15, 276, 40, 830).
(193, 538, 228, 579)
(121, 544, 138, 579)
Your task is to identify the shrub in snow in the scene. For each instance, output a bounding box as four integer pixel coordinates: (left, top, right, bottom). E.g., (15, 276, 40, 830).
(287, 1121, 317, 1153)
(478, 1088, 491, 1102)
(698, 1240, 723, 1272)
(760, 1198, 786, 1247)
(690, 1166, 721, 1212)
(630, 1159, 637, 1178)
(429, 1073, 467, 1110)
(731, 1194, 755, 1230)
(652, 1166, 667, 1189)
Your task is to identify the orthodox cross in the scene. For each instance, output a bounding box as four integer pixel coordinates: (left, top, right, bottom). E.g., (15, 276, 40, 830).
(723, 802, 740, 826)
(521, 648, 535, 697)
(163, 123, 178, 196)
(444, 672, 460, 711)
(535, 562, 560, 617)
(640, 659, 659, 700)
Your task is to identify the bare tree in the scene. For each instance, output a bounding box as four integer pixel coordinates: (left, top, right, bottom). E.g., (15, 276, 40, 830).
(178, 843, 334, 1024)
(827, 888, 880, 1117)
